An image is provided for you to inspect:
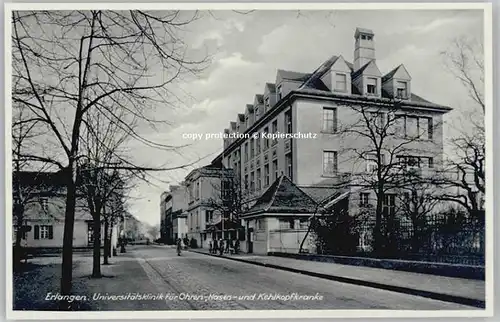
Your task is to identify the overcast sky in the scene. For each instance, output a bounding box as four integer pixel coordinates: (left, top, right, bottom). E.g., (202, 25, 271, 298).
(124, 9, 484, 226)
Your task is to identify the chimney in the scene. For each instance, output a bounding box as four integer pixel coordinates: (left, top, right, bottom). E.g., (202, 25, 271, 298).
(353, 27, 375, 71)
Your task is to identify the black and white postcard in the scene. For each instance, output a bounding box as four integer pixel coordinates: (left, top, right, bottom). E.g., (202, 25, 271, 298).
(5, 2, 493, 320)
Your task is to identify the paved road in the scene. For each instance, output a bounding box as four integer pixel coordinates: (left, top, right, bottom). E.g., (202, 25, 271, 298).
(123, 245, 474, 310)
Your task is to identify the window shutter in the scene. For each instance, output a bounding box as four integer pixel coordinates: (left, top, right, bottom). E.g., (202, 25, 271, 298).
(34, 225, 40, 240)
(48, 226, 54, 239)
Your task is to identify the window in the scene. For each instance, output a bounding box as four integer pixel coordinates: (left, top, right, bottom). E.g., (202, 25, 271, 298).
(250, 138, 255, 159)
(427, 157, 434, 168)
(264, 97, 270, 110)
(34, 225, 53, 240)
(255, 106, 260, 119)
(322, 108, 337, 133)
(335, 73, 347, 92)
(383, 194, 396, 218)
(394, 115, 405, 137)
(244, 174, 249, 191)
(271, 120, 278, 146)
(245, 116, 250, 129)
(256, 136, 261, 155)
(323, 151, 338, 175)
(284, 109, 292, 134)
(277, 85, 283, 100)
(279, 218, 294, 230)
(205, 210, 214, 223)
(285, 153, 293, 179)
(396, 81, 408, 99)
(188, 184, 194, 202)
(272, 160, 278, 182)
(420, 117, 433, 140)
(227, 155, 232, 168)
(366, 77, 377, 95)
(263, 127, 269, 150)
(40, 197, 48, 212)
(406, 116, 419, 138)
(370, 112, 384, 129)
(222, 180, 231, 199)
(264, 164, 270, 187)
(250, 172, 255, 192)
(256, 168, 261, 191)
(366, 153, 385, 172)
(245, 142, 249, 161)
(360, 193, 370, 207)
(399, 115, 433, 140)
(196, 182, 200, 200)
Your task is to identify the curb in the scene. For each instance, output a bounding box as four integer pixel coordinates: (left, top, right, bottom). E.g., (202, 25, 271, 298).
(190, 250, 485, 309)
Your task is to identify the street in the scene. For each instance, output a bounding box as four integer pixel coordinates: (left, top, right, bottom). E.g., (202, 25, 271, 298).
(113, 245, 474, 310)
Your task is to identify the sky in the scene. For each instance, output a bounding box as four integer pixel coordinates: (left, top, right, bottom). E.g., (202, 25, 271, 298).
(117, 9, 485, 226)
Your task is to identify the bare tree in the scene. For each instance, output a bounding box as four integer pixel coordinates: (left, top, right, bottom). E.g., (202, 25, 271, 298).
(205, 170, 250, 236)
(12, 104, 55, 266)
(337, 101, 441, 255)
(396, 180, 440, 253)
(11, 10, 209, 298)
(436, 37, 485, 218)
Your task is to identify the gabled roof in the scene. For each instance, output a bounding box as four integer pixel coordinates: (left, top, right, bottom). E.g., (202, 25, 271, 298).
(277, 69, 311, 82)
(246, 104, 254, 113)
(351, 60, 376, 79)
(382, 64, 411, 83)
(243, 175, 317, 216)
(255, 94, 264, 104)
(382, 65, 401, 82)
(265, 83, 276, 93)
(237, 113, 245, 121)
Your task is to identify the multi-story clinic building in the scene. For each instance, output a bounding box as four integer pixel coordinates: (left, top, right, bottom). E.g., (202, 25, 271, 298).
(211, 27, 451, 254)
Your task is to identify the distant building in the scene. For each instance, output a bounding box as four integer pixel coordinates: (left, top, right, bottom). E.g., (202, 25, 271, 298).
(160, 183, 189, 244)
(12, 171, 118, 251)
(184, 165, 234, 248)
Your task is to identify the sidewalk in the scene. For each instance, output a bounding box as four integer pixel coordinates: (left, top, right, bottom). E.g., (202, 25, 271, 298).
(14, 252, 169, 311)
(191, 249, 485, 308)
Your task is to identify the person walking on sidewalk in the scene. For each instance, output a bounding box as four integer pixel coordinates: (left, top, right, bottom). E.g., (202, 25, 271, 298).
(219, 239, 224, 256)
(209, 240, 213, 254)
(213, 239, 218, 254)
(176, 238, 182, 256)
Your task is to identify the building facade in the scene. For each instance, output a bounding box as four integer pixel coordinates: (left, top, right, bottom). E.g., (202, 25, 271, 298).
(184, 165, 235, 248)
(12, 171, 117, 251)
(211, 27, 452, 254)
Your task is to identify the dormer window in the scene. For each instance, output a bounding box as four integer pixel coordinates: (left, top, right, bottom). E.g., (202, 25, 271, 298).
(277, 85, 283, 100)
(367, 78, 377, 95)
(264, 97, 270, 110)
(396, 81, 408, 99)
(335, 73, 347, 92)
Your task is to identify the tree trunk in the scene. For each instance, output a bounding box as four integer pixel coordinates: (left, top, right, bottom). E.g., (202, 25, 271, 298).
(103, 218, 110, 265)
(60, 164, 78, 310)
(92, 213, 102, 278)
(373, 185, 384, 256)
(14, 204, 24, 267)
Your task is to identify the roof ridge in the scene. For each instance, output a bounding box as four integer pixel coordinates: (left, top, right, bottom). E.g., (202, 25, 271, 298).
(265, 175, 285, 212)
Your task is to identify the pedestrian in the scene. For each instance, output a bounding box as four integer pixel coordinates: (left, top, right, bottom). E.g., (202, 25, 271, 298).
(235, 239, 240, 254)
(176, 238, 182, 256)
(225, 238, 230, 254)
(209, 240, 213, 254)
(219, 239, 224, 256)
(213, 239, 218, 254)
